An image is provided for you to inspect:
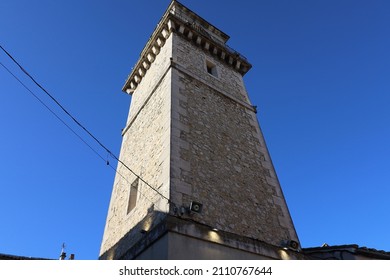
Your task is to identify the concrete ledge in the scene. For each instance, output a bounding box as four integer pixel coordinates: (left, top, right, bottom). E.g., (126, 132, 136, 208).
(100, 214, 307, 260)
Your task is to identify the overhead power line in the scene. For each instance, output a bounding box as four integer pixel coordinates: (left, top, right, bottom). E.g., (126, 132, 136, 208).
(0, 44, 171, 206)
(0, 60, 165, 213)
(0, 60, 106, 163)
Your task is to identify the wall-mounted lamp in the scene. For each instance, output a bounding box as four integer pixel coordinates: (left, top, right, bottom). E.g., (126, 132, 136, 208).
(284, 240, 299, 251)
(174, 201, 203, 216)
(189, 201, 203, 213)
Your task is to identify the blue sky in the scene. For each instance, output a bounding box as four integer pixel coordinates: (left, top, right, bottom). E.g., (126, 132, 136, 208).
(1, 0, 389, 260)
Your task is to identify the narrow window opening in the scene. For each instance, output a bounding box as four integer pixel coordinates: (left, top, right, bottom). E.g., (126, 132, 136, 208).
(127, 178, 138, 214)
(207, 64, 213, 74)
(206, 60, 218, 77)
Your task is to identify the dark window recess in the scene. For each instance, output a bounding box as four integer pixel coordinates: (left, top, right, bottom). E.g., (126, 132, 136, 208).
(206, 60, 218, 77)
(207, 65, 213, 74)
(127, 178, 139, 214)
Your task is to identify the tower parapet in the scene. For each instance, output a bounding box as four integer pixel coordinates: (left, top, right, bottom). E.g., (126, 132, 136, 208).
(123, 1, 251, 94)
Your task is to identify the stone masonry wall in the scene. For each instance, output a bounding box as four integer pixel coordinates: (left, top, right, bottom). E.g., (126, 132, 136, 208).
(170, 33, 297, 247)
(174, 35, 249, 104)
(126, 36, 173, 125)
(99, 38, 173, 257)
(100, 26, 299, 258)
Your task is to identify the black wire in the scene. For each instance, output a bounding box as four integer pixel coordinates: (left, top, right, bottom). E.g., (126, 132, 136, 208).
(0, 60, 167, 212)
(0, 46, 108, 158)
(106, 162, 166, 213)
(0, 44, 172, 206)
(0, 61, 106, 163)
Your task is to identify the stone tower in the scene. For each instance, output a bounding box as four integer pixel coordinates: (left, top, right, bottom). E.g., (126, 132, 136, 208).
(100, 0, 301, 260)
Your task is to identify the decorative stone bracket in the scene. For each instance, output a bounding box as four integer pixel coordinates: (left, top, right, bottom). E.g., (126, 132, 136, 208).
(123, 3, 252, 94)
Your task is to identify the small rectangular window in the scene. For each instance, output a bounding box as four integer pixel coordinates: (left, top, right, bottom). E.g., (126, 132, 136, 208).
(127, 178, 138, 214)
(207, 64, 213, 74)
(206, 60, 218, 77)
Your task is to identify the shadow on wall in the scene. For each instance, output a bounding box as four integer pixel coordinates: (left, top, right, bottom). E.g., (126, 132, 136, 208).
(100, 206, 167, 260)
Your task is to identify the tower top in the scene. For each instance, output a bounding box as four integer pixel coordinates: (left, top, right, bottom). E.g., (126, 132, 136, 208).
(122, 0, 252, 94)
(169, 0, 230, 44)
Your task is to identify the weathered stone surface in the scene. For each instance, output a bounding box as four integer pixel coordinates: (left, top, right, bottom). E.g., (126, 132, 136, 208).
(100, 1, 299, 259)
(170, 67, 294, 245)
(100, 37, 173, 257)
(174, 35, 249, 103)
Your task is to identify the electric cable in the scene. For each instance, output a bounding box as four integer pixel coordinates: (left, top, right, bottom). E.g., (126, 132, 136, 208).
(0, 44, 172, 206)
(0, 59, 166, 212)
(0, 60, 106, 163)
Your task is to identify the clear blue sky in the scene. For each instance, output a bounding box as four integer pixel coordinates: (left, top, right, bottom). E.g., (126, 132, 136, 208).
(1, 0, 389, 260)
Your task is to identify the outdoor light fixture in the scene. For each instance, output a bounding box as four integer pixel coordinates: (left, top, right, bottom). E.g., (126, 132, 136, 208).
(189, 201, 203, 213)
(285, 240, 299, 250)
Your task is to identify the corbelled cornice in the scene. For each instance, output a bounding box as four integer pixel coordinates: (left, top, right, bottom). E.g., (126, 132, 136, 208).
(122, 0, 252, 94)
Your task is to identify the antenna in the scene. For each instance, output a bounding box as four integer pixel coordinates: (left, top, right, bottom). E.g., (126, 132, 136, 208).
(59, 243, 66, 260)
